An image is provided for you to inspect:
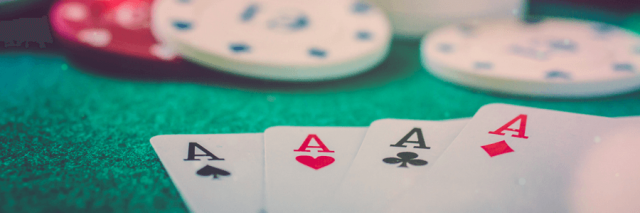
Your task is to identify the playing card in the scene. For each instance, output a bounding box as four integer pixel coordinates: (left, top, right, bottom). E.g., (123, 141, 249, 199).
(326, 118, 468, 213)
(386, 104, 640, 213)
(264, 126, 366, 213)
(150, 134, 264, 213)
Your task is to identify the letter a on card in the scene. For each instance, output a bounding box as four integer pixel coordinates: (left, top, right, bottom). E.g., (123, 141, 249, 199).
(184, 142, 225, 161)
(488, 114, 529, 139)
(294, 134, 335, 153)
(390, 128, 430, 149)
(264, 127, 366, 213)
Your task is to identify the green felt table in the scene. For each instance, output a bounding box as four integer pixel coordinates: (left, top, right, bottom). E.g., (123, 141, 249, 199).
(2, 3, 640, 212)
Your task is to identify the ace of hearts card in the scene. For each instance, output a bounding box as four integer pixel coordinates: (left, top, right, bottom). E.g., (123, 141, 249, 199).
(264, 126, 366, 213)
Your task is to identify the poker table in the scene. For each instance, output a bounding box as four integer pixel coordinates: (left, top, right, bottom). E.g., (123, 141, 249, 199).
(2, 3, 640, 212)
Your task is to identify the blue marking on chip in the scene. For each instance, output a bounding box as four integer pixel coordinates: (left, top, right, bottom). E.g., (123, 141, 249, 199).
(352, 1, 371, 13)
(288, 16, 308, 30)
(230, 43, 250, 53)
(635, 45, 640, 55)
(267, 12, 309, 32)
(545, 70, 572, 80)
(241, 4, 259, 22)
(474, 62, 493, 70)
(550, 39, 576, 51)
(510, 44, 548, 60)
(309, 48, 327, 58)
(458, 23, 475, 35)
(592, 24, 615, 34)
(438, 43, 453, 53)
(172, 21, 192, 31)
(356, 31, 371, 40)
(522, 16, 544, 24)
(613, 63, 635, 72)
(177, 0, 190, 3)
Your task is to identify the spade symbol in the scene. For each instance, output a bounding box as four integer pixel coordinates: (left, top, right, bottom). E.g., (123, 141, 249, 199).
(383, 152, 428, 168)
(196, 165, 231, 179)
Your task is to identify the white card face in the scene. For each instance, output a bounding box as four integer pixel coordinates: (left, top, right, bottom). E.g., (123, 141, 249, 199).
(326, 119, 468, 213)
(264, 127, 367, 213)
(150, 134, 264, 213)
(387, 104, 640, 213)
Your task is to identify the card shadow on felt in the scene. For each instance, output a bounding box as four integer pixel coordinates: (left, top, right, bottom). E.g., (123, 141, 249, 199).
(62, 40, 419, 93)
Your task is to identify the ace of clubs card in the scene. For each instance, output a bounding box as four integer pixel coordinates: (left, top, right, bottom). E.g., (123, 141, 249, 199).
(327, 119, 468, 213)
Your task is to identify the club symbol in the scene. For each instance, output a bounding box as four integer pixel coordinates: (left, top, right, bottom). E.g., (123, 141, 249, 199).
(383, 152, 428, 168)
(196, 165, 231, 179)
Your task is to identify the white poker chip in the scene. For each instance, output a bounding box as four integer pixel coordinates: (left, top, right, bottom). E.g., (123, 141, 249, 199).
(366, 0, 524, 39)
(422, 18, 640, 98)
(152, 0, 392, 81)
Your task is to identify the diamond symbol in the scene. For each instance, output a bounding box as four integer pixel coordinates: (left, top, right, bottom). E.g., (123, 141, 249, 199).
(481, 140, 514, 157)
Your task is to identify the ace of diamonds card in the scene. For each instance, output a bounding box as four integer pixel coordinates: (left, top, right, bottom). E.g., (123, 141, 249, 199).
(387, 104, 640, 213)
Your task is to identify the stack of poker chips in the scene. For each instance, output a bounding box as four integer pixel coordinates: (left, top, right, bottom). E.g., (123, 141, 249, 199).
(46, 0, 640, 97)
(49, 0, 392, 81)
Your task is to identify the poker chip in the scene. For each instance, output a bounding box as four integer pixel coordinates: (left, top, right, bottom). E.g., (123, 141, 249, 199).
(421, 18, 640, 98)
(152, 0, 392, 81)
(365, 0, 525, 39)
(49, 0, 182, 65)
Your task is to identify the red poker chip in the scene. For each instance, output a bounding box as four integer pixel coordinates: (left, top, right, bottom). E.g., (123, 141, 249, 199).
(50, 0, 182, 64)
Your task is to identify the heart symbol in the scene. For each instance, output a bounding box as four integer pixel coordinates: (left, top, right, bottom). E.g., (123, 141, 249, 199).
(77, 28, 112, 47)
(296, 155, 335, 170)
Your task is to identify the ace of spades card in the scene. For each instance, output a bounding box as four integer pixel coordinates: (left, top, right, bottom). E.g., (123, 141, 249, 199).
(387, 104, 640, 213)
(150, 134, 265, 213)
(326, 119, 468, 213)
(264, 126, 366, 213)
